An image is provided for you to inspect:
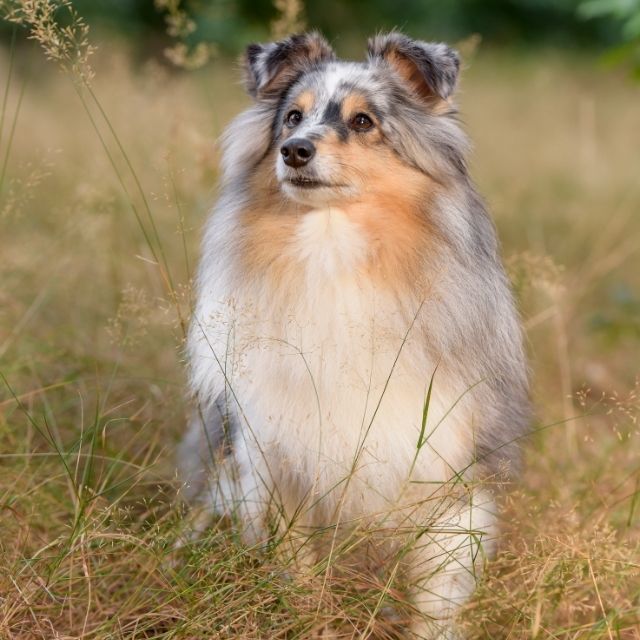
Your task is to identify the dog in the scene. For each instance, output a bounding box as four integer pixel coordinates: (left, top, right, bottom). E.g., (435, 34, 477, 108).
(180, 31, 530, 639)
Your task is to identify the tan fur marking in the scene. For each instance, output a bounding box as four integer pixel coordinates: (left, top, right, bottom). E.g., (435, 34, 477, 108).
(341, 94, 373, 121)
(239, 150, 303, 288)
(239, 135, 441, 296)
(295, 90, 316, 113)
(343, 146, 439, 286)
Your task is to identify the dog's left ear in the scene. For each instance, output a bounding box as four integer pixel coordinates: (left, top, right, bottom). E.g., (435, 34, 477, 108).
(367, 32, 460, 102)
(244, 32, 335, 101)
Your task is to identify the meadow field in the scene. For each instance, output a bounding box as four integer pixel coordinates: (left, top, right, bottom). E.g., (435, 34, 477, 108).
(0, 29, 639, 640)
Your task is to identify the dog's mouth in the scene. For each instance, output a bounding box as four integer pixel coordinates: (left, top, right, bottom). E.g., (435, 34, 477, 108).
(286, 177, 343, 189)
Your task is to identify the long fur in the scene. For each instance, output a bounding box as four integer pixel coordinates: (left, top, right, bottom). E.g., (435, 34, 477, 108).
(180, 31, 530, 639)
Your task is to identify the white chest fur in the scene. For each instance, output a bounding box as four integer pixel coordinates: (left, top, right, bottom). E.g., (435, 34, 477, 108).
(190, 206, 471, 520)
(291, 207, 369, 279)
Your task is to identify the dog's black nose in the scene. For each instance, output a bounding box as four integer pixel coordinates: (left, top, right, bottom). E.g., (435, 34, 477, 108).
(280, 138, 316, 168)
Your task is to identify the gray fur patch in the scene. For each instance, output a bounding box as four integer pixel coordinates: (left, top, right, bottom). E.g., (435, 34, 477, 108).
(320, 99, 349, 140)
(178, 391, 239, 501)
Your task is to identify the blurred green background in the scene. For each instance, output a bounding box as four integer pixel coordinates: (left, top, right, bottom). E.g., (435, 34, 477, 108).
(2, 0, 640, 70)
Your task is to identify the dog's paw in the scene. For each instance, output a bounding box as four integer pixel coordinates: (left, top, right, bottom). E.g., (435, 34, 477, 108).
(410, 620, 463, 640)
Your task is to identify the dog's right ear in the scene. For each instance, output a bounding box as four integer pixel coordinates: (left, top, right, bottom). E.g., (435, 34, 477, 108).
(244, 32, 335, 101)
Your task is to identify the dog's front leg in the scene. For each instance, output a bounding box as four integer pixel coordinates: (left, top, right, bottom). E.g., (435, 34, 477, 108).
(407, 489, 497, 639)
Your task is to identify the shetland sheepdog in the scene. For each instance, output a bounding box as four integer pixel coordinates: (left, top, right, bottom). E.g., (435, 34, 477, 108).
(180, 31, 529, 639)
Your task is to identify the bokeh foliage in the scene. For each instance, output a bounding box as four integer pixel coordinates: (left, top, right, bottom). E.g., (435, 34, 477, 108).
(1, 0, 640, 77)
(0, 0, 635, 52)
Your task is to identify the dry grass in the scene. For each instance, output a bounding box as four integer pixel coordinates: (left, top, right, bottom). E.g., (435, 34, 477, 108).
(0, 29, 639, 640)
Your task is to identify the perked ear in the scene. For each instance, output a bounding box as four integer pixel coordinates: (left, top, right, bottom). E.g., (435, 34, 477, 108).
(367, 32, 460, 102)
(244, 32, 335, 101)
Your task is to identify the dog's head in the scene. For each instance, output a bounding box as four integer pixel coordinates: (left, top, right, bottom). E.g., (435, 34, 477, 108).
(239, 31, 465, 207)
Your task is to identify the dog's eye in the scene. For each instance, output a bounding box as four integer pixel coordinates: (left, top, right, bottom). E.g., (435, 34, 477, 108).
(350, 113, 374, 132)
(286, 110, 303, 127)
